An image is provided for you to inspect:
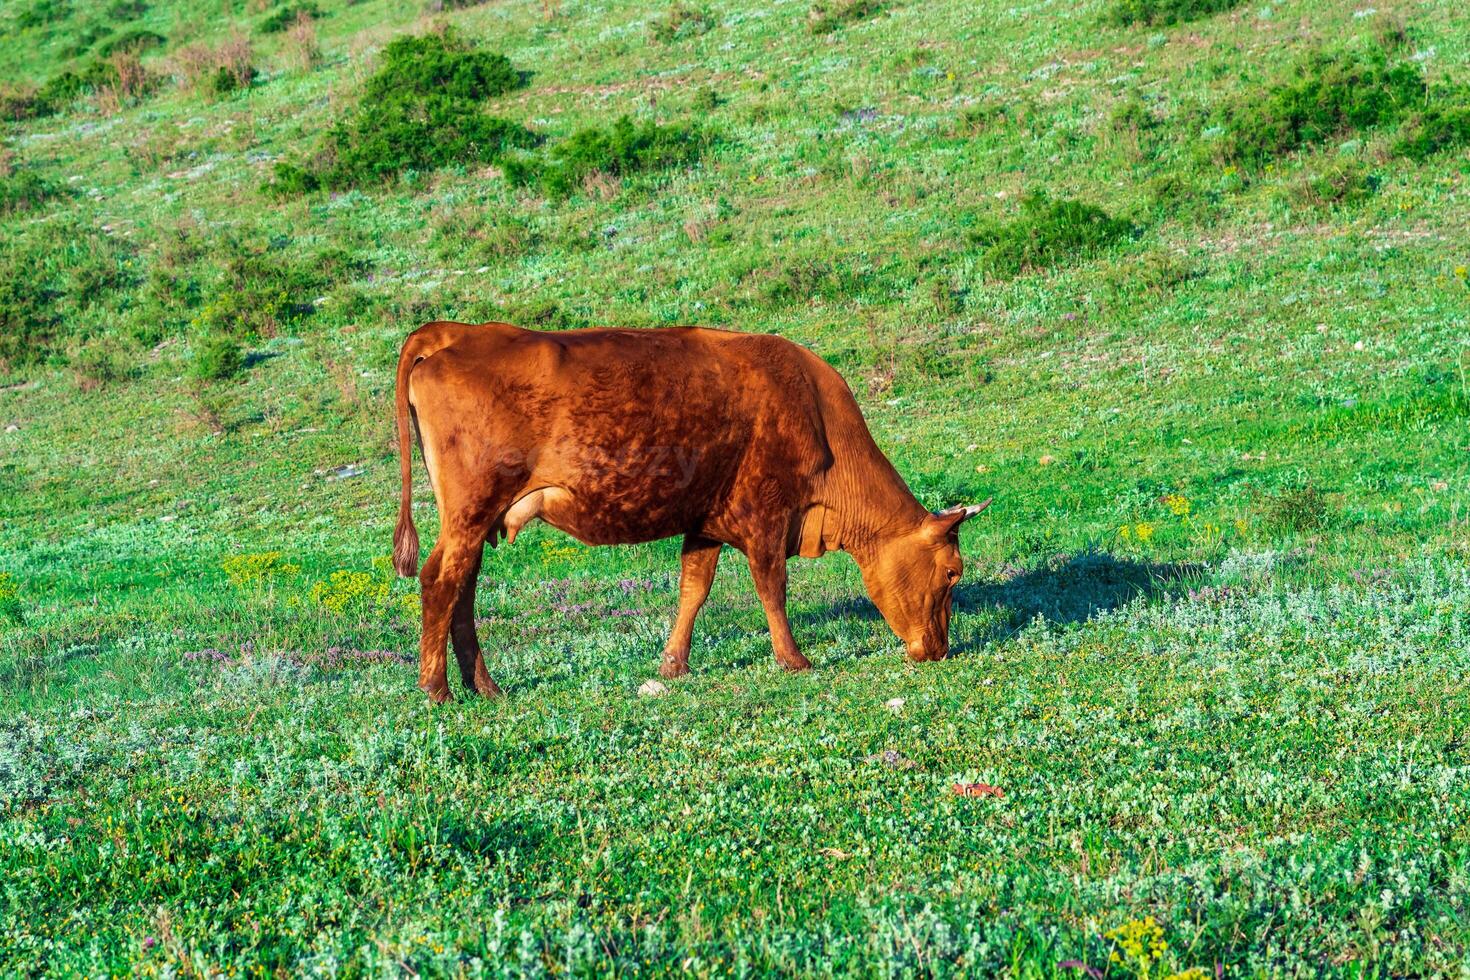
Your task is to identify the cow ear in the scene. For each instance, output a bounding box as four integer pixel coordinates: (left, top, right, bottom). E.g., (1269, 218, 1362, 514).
(929, 498, 992, 538)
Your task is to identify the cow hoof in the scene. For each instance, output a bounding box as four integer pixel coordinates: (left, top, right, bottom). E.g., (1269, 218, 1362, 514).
(420, 682, 453, 704)
(777, 654, 812, 672)
(659, 658, 690, 680)
(471, 679, 503, 699)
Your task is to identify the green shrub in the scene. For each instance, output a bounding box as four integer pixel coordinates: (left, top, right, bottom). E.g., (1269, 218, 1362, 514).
(15, 0, 71, 30)
(322, 99, 533, 188)
(504, 115, 708, 198)
(1259, 484, 1329, 536)
(95, 28, 165, 57)
(692, 86, 721, 112)
(649, 2, 715, 42)
(69, 336, 138, 388)
(0, 249, 59, 372)
(258, 2, 321, 34)
(0, 170, 58, 215)
(808, 0, 882, 34)
(208, 63, 257, 95)
(264, 31, 533, 194)
(1393, 104, 1470, 161)
(192, 335, 244, 381)
(32, 54, 156, 115)
(262, 162, 320, 197)
(1104, 0, 1241, 28)
(971, 194, 1137, 277)
(192, 244, 334, 342)
(1211, 50, 1425, 166)
(364, 30, 520, 102)
(1282, 159, 1379, 209)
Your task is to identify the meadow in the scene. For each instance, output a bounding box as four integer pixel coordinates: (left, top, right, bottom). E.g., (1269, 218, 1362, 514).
(1, 0, 1468, 974)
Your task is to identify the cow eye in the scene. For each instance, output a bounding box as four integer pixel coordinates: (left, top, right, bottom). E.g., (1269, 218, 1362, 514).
(945, 568, 961, 584)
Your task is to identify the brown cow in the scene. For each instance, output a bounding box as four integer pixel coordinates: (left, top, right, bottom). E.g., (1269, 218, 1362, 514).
(393, 321, 989, 702)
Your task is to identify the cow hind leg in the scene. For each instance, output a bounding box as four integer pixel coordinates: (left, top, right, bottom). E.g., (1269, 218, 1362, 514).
(450, 542, 501, 698)
(661, 535, 722, 679)
(417, 532, 486, 704)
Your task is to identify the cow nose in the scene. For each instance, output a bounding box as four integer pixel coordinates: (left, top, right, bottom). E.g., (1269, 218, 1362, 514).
(906, 638, 947, 662)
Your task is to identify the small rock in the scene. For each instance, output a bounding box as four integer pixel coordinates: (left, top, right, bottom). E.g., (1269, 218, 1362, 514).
(4, 424, 17, 433)
(638, 679, 668, 697)
(884, 697, 905, 713)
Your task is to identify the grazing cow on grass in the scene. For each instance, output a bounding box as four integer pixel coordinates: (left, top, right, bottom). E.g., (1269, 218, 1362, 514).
(393, 321, 989, 703)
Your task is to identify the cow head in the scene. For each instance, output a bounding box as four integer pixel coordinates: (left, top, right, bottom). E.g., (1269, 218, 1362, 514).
(859, 500, 990, 661)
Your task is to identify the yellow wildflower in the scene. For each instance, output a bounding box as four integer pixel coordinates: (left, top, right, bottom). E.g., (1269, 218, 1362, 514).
(221, 552, 299, 588)
(1162, 493, 1191, 517)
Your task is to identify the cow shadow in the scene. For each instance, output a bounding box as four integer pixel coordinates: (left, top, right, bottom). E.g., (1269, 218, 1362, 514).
(952, 550, 1202, 655)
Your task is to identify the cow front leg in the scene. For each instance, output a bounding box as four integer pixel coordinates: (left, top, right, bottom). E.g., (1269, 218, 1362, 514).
(450, 542, 502, 698)
(661, 535, 722, 679)
(417, 535, 481, 704)
(745, 544, 812, 673)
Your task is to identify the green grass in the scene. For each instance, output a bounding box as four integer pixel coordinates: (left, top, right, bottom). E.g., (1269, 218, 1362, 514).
(2, 0, 1470, 974)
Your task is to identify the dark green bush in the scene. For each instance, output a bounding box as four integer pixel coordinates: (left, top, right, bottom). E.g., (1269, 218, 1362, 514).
(364, 30, 520, 102)
(258, 2, 321, 34)
(0, 250, 59, 373)
(1211, 50, 1425, 166)
(808, 0, 882, 34)
(192, 335, 244, 381)
(0, 170, 59, 216)
(208, 63, 257, 96)
(262, 162, 320, 198)
(322, 98, 534, 188)
(1104, 0, 1241, 28)
(16, 0, 71, 30)
(972, 194, 1137, 277)
(96, 28, 165, 57)
(263, 31, 533, 194)
(504, 115, 708, 198)
(1393, 104, 1470, 161)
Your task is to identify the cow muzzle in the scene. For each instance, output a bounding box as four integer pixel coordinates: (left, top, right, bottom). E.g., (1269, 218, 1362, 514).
(906, 636, 948, 662)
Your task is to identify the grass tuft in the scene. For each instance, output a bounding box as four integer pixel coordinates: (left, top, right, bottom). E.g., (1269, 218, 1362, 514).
(504, 115, 709, 198)
(971, 194, 1136, 277)
(808, 0, 882, 35)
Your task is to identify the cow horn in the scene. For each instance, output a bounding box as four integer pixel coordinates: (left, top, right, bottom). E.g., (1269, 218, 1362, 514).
(930, 497, 992, 536)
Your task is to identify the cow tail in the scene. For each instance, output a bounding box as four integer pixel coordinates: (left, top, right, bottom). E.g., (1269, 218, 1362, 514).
(392, 333, 427, 578)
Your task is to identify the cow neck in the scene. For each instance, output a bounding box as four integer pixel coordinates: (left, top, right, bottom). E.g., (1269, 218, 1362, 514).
(820, 423, 930, 564)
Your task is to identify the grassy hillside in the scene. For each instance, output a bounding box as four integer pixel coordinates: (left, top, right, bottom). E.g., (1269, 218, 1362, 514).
(2, 0, 1468, 974)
